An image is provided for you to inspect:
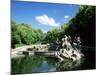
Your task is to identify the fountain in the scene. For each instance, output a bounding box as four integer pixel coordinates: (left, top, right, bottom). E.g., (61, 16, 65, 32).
(11, 35, 84, 61)
(56, 35, 84, 61)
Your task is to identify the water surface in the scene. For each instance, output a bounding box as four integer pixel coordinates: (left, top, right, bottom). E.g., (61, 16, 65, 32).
(11, 54, 95, 74)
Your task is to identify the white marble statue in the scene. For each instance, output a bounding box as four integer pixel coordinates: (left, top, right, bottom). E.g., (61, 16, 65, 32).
(58, 35, 83, 61)
(62, 35, 72, 50)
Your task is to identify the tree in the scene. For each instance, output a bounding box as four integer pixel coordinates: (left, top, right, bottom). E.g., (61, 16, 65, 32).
(67, 5, 96, 46)
(11, 21, 43, 48)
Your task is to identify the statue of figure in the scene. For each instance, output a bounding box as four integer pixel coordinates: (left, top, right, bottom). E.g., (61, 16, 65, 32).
(73, 36, 81, 50)
(62, 36, 65, 48)
(67, 36, 72, 43)
(62, 35, 72, 50)
(77, 37, 81, 45)
(77, 37, 81, 50)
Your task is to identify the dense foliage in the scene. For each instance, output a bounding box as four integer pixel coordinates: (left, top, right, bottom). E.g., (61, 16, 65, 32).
(43, 24, 69, 43)
(11, 21, 43, 48)
(67, 5, 96, 46)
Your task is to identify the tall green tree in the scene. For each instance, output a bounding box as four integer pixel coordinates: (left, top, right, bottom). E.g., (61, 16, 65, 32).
(67, 5, 96, 46)
(11, 21, 43, 48)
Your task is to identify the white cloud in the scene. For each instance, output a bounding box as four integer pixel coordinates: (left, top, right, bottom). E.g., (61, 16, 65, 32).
(35, 14, 60, 27)
(64, 15, 69, 19)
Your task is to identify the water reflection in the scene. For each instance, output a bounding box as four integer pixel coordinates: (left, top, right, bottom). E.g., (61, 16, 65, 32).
(45, 57, 83, 71)
(11, 56, 43, 74)
(11, 55, 93, 74)
(32, 60, 57, 73)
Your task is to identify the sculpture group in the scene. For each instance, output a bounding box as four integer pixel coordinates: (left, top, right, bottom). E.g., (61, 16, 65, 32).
(56, 35, 84, 61)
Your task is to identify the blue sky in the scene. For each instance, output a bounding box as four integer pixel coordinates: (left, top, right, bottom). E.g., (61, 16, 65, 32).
(12, 0, 80, 33)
